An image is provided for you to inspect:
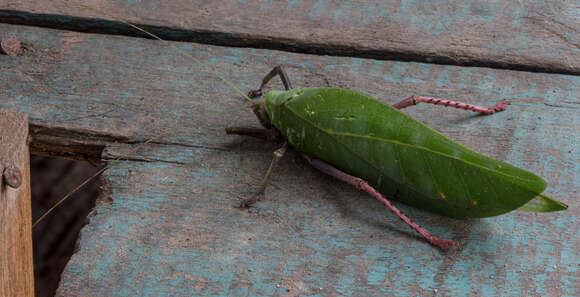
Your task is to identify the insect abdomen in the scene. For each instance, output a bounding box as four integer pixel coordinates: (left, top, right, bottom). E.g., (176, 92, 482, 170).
(265, 88, 547, 218)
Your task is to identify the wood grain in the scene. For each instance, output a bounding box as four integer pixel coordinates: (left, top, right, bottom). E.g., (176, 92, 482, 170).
(0, 23, 577, 296)
(0, 0, 578, 74)
(0, 109, 34, 297)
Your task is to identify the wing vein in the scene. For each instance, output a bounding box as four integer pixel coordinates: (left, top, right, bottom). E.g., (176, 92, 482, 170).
(420, 149, 439, 198)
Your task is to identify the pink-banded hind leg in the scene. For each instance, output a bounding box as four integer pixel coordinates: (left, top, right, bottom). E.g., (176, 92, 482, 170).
(303, 155, 455, 249)
(393, 95, 509, 115)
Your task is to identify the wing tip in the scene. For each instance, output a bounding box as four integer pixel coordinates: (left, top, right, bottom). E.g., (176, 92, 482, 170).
(518, 193, 568, 212)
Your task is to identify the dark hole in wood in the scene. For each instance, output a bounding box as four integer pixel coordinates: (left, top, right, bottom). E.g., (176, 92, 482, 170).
(30, 155, 105, 297)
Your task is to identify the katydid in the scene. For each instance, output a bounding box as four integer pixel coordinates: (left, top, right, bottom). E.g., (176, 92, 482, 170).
(226, 66, 568, 249)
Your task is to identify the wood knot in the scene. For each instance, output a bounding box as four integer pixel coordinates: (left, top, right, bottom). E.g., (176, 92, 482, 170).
(3, 165, 22, 189)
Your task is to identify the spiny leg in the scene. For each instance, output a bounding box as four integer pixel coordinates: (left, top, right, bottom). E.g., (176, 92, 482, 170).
(303, 155, 455, 249)
(240, 142, 288, 208)
(393, 95, 509, 115)
(248, 65, 293, 98)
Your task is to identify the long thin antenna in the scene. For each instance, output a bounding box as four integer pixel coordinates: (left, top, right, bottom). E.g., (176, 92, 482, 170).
(122, 22, 254, 104)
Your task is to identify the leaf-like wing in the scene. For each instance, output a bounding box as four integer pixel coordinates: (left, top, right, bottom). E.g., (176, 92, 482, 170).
(266, 88, 567, 218)
(518, 194, 568, 212)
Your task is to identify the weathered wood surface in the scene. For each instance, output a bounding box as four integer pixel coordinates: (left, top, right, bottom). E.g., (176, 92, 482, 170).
(0, 0, 579, 74)
(0, 109, 34, 297)
(0, 23, 578, 296)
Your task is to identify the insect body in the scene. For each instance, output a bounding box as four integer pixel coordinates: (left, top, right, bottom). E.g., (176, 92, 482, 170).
(263, 87, 565, 218)
(228, 66, 567, 248)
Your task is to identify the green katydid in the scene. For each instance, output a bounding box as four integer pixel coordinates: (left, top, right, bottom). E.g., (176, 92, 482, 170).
(224, 66, 567, 249)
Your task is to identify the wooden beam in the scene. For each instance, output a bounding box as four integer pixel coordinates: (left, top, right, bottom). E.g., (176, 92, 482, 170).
(0, 0, 578, 74)
(0, 109, 34, 297)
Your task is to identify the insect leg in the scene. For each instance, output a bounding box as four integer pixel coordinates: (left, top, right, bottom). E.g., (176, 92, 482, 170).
(302, 155, 455, 249)
(225, 127, 281, 141)
(248, 65, 293, 98)
(392, 95, 510, 115)
(240, 142, 288, 208)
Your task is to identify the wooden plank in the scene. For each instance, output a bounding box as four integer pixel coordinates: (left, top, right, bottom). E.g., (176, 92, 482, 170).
(0, 109, 34, 297)
(0, 23, 577, 296)
(0, 0, 578, 74)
